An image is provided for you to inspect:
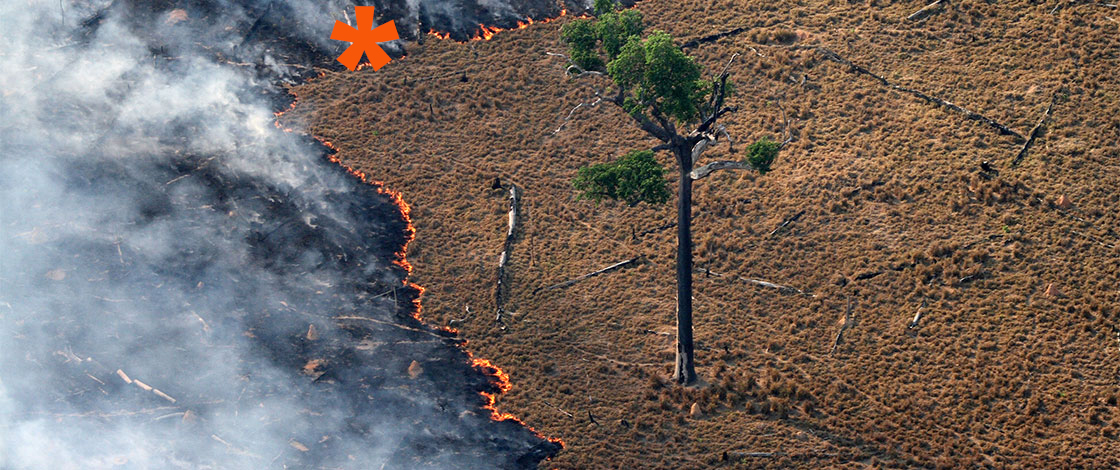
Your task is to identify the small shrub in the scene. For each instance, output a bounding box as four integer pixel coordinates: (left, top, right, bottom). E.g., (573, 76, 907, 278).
(745, 137, 779, 174)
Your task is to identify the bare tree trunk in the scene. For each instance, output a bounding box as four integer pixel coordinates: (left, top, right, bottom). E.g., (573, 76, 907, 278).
(673, 149, 697, 385)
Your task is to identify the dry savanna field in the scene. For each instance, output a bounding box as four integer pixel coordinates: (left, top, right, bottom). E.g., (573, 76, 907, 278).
(282, 0, 1120, 467)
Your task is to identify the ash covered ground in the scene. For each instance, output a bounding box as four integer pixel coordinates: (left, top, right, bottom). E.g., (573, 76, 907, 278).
(0, 1, 563, 469)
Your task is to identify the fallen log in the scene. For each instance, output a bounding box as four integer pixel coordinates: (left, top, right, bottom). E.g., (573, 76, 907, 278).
(541, 400, 574, 419)
(153, 388, 177, 404)
(723, 450, 840, 461)
(1011, 94, 1056, 166)
(807, 47, 1025, 141)
(494, 184, 521, 327)
(680, 26, 749, 49)
(769, 210, 806, 237)
(636, 220, 676, 238)
(535, 258, 639, 293)
(725, 451, 786, 459)
(700, 269, 814, 297)
(908, 300, 926, 329)
(907, 0, 948, 22)
(829, 297, 855, 356)
(635, 214, 698, 238)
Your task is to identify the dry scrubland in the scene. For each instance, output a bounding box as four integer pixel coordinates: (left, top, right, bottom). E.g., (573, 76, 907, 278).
(285, 1, 1120, 467)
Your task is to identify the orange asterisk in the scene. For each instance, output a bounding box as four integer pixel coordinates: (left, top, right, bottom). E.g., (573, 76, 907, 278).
(331, 7, 398, 71)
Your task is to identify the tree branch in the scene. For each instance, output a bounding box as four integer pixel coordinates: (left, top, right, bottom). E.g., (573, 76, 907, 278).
(547, 52, 608, 78)
(609, 93, 673, 142)
(648, 102, 678, 139)
(706, 54, 737, 120)
(552, 95, 603, 135)
(692, 106, 737, 142)
(690, 160, 755, 180)
(690, 124, 733, 166)
(566, 65, 607, 79)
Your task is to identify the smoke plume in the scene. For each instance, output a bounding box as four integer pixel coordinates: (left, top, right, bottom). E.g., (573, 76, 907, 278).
(0, 1, 559, 468)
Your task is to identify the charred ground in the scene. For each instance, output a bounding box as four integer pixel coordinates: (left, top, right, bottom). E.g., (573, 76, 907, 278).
(2, 1, 564, 468)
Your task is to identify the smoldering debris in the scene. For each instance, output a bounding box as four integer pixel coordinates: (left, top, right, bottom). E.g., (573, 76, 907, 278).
(0, 1, 560, 468)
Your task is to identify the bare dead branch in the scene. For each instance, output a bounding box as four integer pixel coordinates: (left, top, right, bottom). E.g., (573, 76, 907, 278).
(690, 160, 754, 180)
(908, 299, 928, 329)
(552, 96, 603, 135)
(689, 123, 734, 165)
(1011, 93, 1056, 166)
(534, 258, 639, 293)
(829, 297, 855, 356)
(566, 65, 607, 79)
(907, 0, 948, 21)
(692, 105, 738, 140)
(717, 52, 740, 79)
(541, 400, 575, 418)
(700, 269, 813, 297)
(768, 210, 805, 237)
(495, 184, 521, 328)
(680, 26, 749, 49)
(807, 47, 1024, 141)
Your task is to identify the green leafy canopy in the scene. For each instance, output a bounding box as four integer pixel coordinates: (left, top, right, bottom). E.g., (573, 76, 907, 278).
(560, 1, 708, 125)
(573, 150, 670, 206)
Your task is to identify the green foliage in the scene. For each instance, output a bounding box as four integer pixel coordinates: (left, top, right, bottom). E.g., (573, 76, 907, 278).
(573, 150, 670, 206)
(605, 32, 706, 124)
(561, 3, 643, 72)
(595, 10, 643, 59)
(606, 37, 645, 93)
(744, 137, 780, 175)
(560, 18, 604, 71)
(593, 0, 617, 16)
(637, 31, 704, 123)
(563, 3, 713, 127)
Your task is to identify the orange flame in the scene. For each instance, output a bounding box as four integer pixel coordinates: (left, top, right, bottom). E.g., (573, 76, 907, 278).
(427, 9, 567, 42)
(467, 355, 563, 446)
(471, 357, 512, 393)
(276, 74, 561, 451)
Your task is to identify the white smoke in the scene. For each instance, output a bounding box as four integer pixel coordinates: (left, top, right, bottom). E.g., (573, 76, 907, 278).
(0, 1, 555, 469)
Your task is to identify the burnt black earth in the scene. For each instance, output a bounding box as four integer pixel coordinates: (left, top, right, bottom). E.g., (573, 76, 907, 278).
(0, 0, 563, 468)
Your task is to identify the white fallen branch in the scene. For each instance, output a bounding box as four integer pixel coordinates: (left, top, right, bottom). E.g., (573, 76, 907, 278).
(552, 96, 602, 135)
(535, 258, 639, 293)
(495, 184, 521, 326)
(690, 161, 755, 180)
(768, 210, 805, 237)
(907, 0, 948, 21)
(699, 268, 813, 297)
(829, 297, 855, 356)
(908, 299, 928, 329)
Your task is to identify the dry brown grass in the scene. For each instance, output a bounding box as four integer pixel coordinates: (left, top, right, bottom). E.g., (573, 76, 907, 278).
(286, 0, 1120, 467)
